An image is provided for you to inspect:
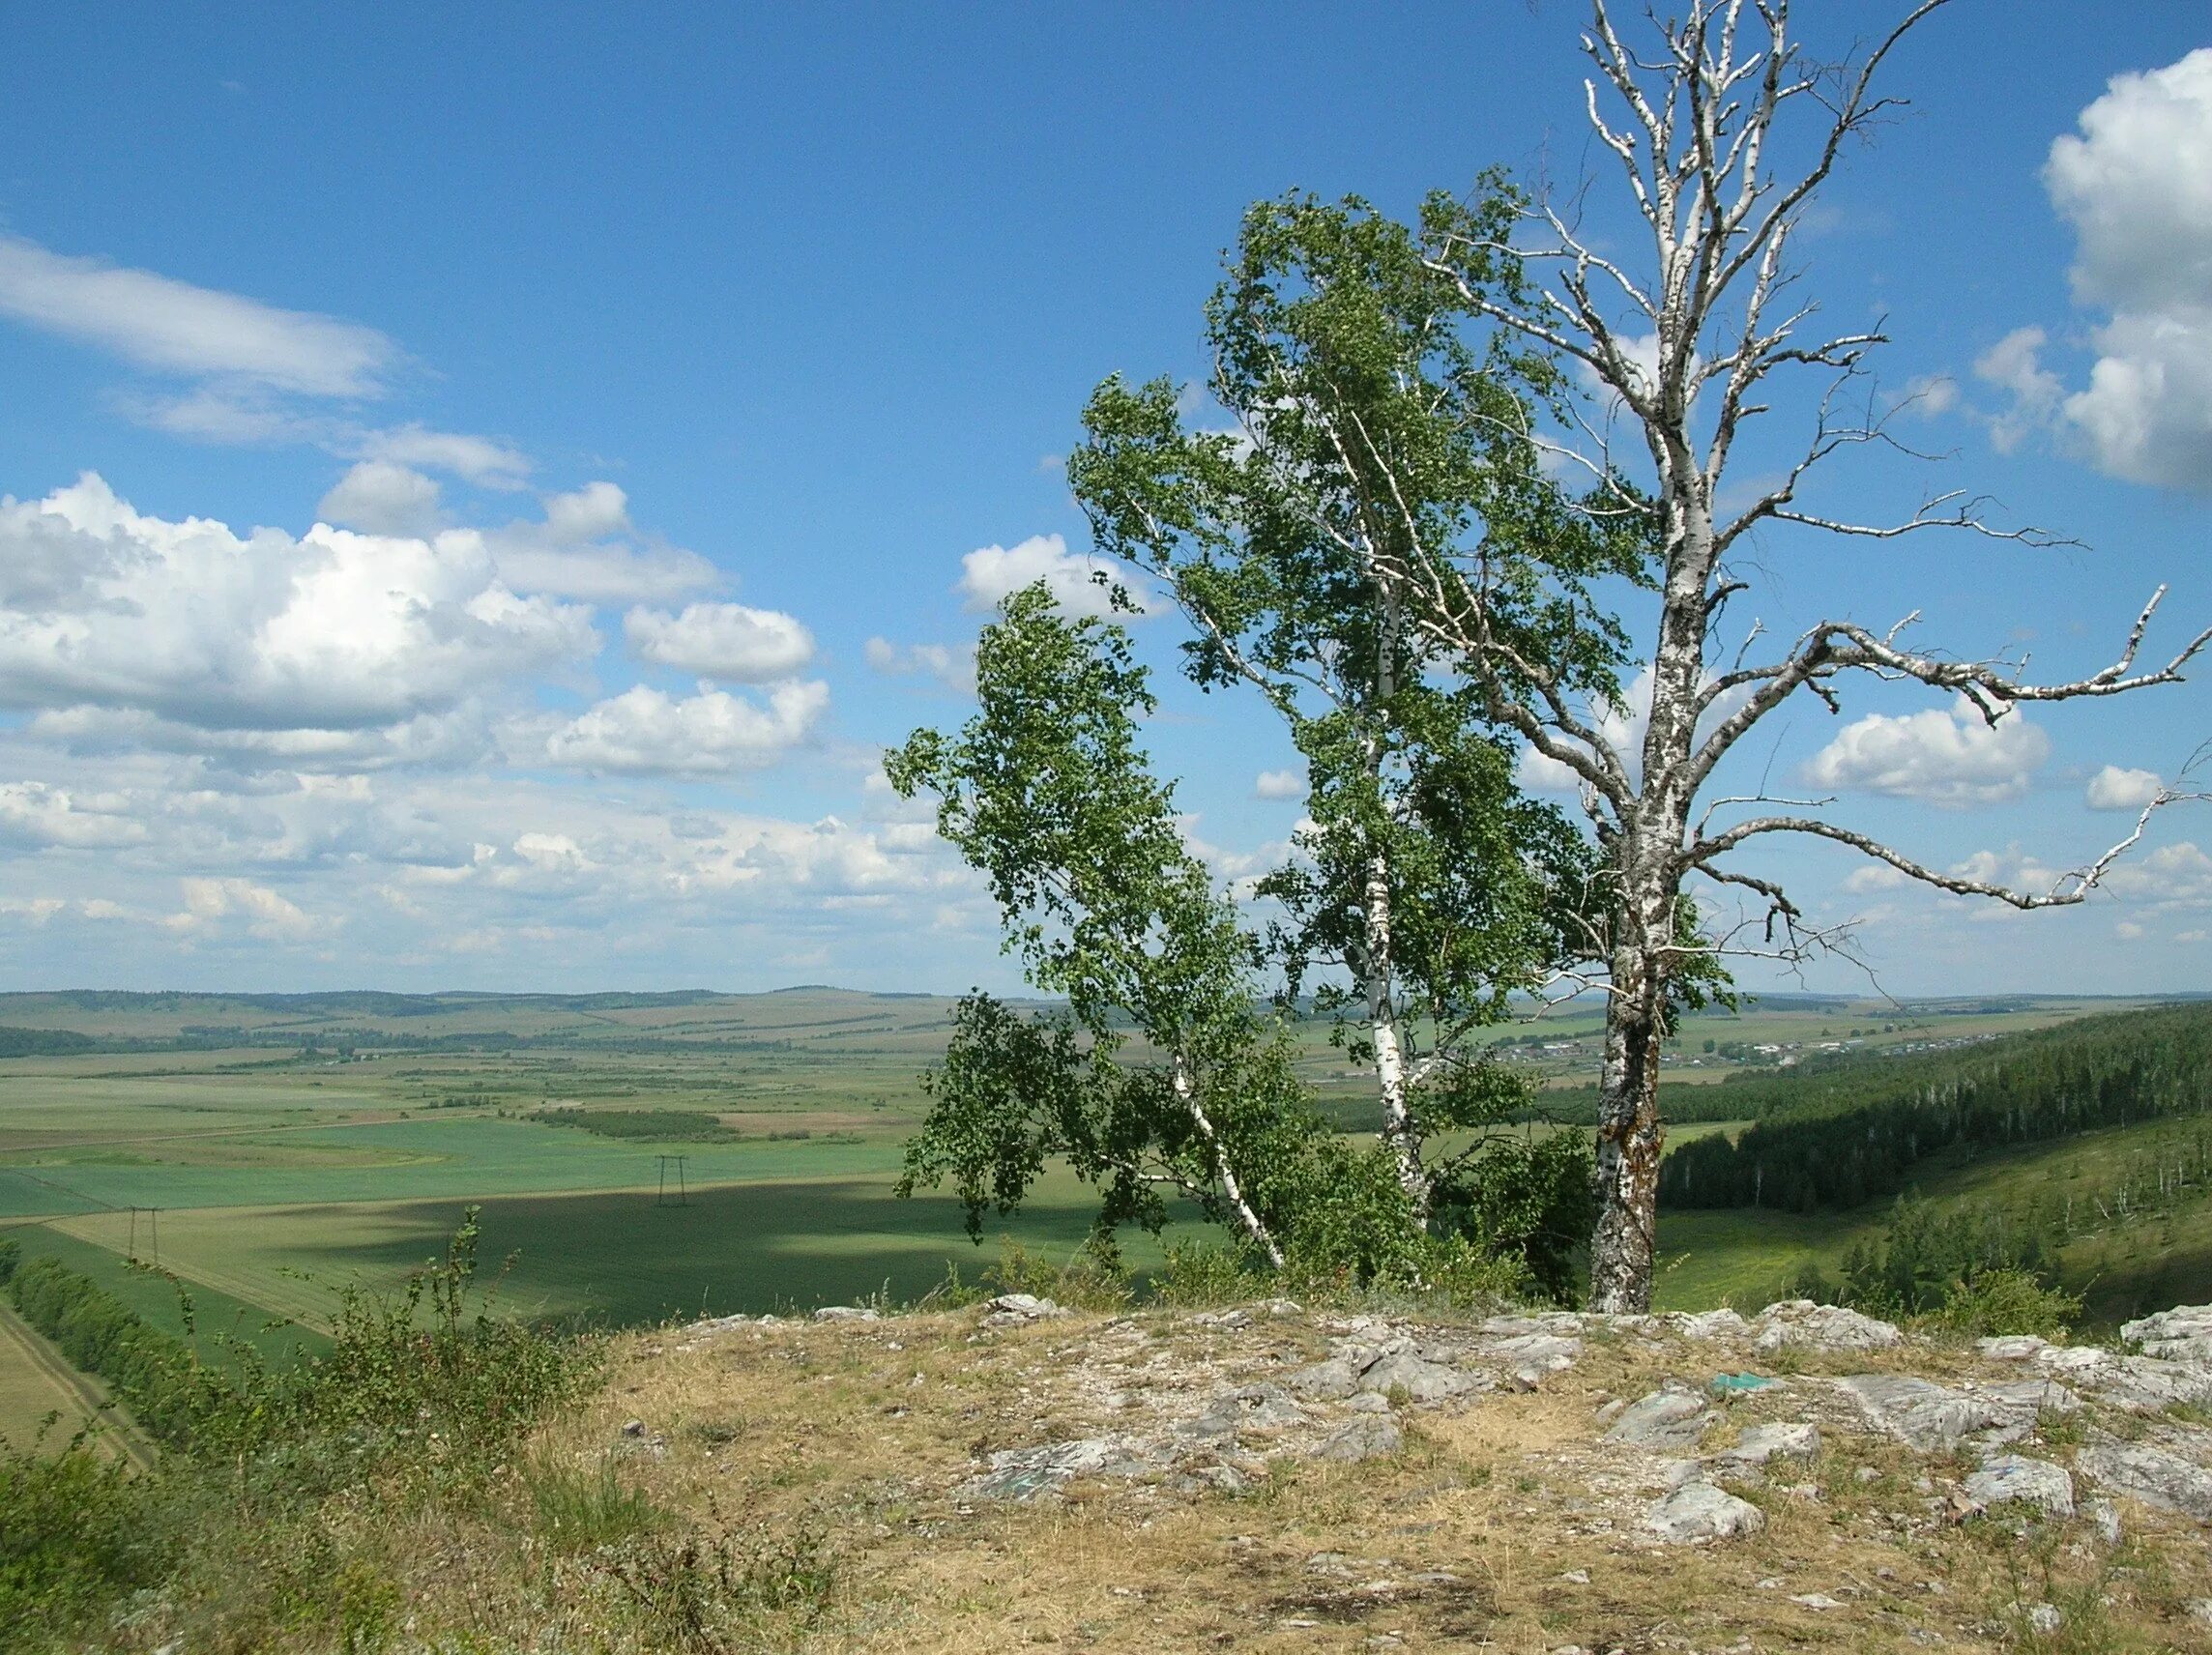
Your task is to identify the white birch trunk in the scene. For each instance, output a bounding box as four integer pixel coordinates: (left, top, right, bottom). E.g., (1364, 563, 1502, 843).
(1174, 1056, 1286, 1268)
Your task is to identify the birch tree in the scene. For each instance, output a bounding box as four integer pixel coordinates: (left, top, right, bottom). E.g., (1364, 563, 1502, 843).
(1377, 0, 2212, 1310)
(1068, 194, 1628, 1287)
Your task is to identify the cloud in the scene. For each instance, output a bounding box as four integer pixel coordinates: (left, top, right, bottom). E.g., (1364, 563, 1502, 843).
(319, 461, 443, 536)
(355, 424, 530, 488)
(482, 481, 719, 601)
(0, 235, 393, 397)
(0, 780, 148, 849)
(2086, 764, 2164, 811)
(1974, 327, 2065, 453)
(543, 682, 829, 774)
(957, 534, 1151, 618)
(864, 637, 976, 694)
(0, 472, 596, 734)
(2010, 50, 2212, 488)
(1254, 769, 1306, 800)
(164, 877, 322, 941)
(1803, 697, 2050, 807)
(626, 602, 815, 682)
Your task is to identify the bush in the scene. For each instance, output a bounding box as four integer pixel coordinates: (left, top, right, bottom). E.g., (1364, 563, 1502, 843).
(0, 1445, 165, 1641)
(1925, 1269, 2081, 1340)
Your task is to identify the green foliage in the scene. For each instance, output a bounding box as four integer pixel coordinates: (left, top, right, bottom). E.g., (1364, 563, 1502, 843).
(6, 1256, 217, 1448)
(0, 1443, 165, 1642)
(1832, 1195, 2070, 1324)
(533, 1108, 742, 1142)
(0, 1237, 16, 1285)
(1659, 1002, 2212, 1212)
(1926, 1270, 2082, 1341)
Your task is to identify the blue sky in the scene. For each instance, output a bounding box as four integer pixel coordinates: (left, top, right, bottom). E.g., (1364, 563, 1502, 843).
(1, 1, 2209, 997)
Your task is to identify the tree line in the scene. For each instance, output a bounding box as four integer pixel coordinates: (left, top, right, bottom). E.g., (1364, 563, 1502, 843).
(1656, 1002, 2212, 1213)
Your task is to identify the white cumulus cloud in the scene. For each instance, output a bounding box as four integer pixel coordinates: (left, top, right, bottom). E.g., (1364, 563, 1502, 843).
(1802, 696, 2050, 807)
(0, 473, 597, 734)
(1254, 769, 1306, 800)
(2086, 764, 2164, 811)
(164, 877, 322, 941)
(319, 460, 444, 536)
(1994, 49, 2212, 488)
(958, 533, 1150, 618)
(626, 602, 814, 682)
(543, 682, 829, 774)
(482, 481, 718, 601)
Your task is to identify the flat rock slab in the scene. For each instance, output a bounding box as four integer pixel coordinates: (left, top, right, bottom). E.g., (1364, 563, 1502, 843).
(2035, 1345, 2212, 1412)
(1834, 1375, 2004, 1452)
(1754, 1301, 1902, 1354)
(1712, 1422, 1819, 1468)
(959, 1437, 1155, 1502)
(1361, 1350, 1478, 1402)
(2077, 1442, 2212, 1523)
(1606, 1389, 1712, 1450)
(1667, 1309, 1750, 1342)
(1964, 1455, 2074, 1519)
(2122, 1302, 2212, 1364)
(1479, 1332, 1583, 1388)
(1643, 1481, 1766, 1543)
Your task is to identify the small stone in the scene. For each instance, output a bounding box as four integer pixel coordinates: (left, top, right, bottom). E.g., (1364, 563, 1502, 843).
(1790, 1592, 1844, 1610)
(812, 1304, 879, 1322)
(1855, 1466, 1880, 1484)
(1286, 1357, 1366, 1400)
(1605, 1388, 1712, 1450)
(1976, 1334, 2047, 1361)
(1669, 1308, 1749, 1341)
(2185, 1598, 2212, 1628)
(1642, 1480, 1765, 1544)
(2087, 1498, 2122, 1546)
(1559, 1568, 1591, 1584)
(621, 1417, 646, 1437)
(980, 1292, 1065, 1325)
(2026, 1604, 2061, 1634)
(1345, 1391, 1392, 1414)
(1961, 1455, 2074, 1520)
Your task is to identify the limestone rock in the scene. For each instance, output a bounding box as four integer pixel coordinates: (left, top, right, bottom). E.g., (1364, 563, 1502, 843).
(1605, 1389, 1712, 1450)
(1834, 1375, 2002, 1451)
(2121, 1303, 2212, 1364)
(1712, 1422, 1819, 1468)
(1667, 1308, 1749, 1342)
(2035, 1344, 2212, 1411)
(1482, 1332, 1583, 1388)
(1361, 1350, 1477, 1402)
(1962, 1455, 2075, 1519)
(812, 1305, 879, 1322)
(1753, 1300, 1902, 1354)
(2076, 1442, 2212, 1523)
(1977, 1334, 2049, 1361)
(1285, 1357, 1366, 1401)
(980, 1293, 1065, 1326)
(1642, 1481, 1766, 1543)
(959, 1437, 1151, 1502)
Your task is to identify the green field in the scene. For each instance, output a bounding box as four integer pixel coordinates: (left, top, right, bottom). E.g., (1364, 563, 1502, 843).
(0, 984, 2181, 1414)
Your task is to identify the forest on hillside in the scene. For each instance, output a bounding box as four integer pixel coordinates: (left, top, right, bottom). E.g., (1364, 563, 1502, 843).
(1657, 1002, 2212, 1212)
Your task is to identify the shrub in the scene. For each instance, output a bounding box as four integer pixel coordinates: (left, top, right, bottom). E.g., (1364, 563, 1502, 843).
(0, 1444, 165, 1641)
(528, 1452, 669, 1551)
(1926, 1269, 2081, 1340)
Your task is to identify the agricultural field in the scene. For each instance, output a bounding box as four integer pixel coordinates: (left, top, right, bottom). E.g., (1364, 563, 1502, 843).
(0, 981, 2176, 1447)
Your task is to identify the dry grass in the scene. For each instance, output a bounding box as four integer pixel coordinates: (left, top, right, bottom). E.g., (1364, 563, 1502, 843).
(191, 1306, 2212, 1654)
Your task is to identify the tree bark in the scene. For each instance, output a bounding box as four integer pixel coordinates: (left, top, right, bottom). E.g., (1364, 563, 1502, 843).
(1175, 1057, 1286, 1267)
(1588, 938, 1665, 1311)
(1363, 854, 1427, 1215)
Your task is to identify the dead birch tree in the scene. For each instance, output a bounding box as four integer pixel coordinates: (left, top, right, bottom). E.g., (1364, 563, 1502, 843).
(1384, 0, 2212, 1310)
